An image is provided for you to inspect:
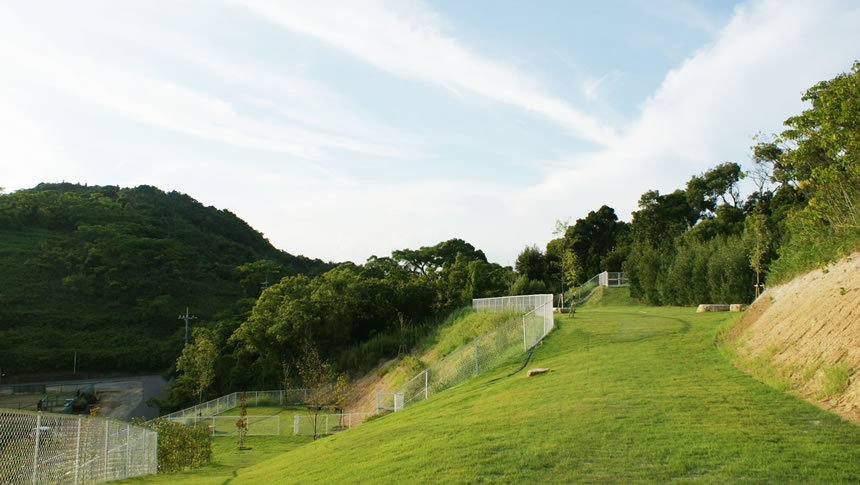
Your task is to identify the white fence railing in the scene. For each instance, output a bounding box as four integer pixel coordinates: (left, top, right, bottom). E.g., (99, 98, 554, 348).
(293, 413, 371, 436)
(156, 389, 310, 422)
(166, 415, 280, 436)
(574, 271, 628, 303)
(0, 409, 157, 485)
(379, 294, 554, 413)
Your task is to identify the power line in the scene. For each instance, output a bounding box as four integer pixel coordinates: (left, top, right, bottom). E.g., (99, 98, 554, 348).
(178, 307, 197, 345)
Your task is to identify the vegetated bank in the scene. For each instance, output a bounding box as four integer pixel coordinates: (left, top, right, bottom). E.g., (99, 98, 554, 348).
(205, 290, 860, 483)
(0, 183, 334, 377)
(722, 251, 859, 423)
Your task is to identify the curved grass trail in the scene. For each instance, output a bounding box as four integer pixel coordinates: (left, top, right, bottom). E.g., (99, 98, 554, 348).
(126, 298, 860, 483)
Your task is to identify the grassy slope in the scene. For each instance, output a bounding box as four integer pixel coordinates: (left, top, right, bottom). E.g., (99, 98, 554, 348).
(131, 290, 860, 483)
(380, 308, 521, 392)
(121, 407, 312, 485)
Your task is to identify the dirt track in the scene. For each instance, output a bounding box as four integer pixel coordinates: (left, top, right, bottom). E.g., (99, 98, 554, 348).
(728, 252, 860, 423)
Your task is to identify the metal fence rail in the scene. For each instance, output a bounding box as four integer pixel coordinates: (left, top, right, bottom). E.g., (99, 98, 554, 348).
(156, 389, 310, 422)
(381, 294, 554, 413)
(0, 409, 157, 485)
(166, 415, 280, 436)
(574, 271, 628, 303)
(292, 413, 371, 436)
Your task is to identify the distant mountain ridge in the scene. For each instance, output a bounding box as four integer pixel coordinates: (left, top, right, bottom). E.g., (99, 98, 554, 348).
(0, 183, 335, 377)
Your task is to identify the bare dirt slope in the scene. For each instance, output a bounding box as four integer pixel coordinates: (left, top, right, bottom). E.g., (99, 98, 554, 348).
(342, 359, 400, 414)
(727, 251, 859, 423)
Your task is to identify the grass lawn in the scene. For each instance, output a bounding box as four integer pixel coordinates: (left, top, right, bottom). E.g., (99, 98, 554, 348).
(119, 406, 312, 484)
(125, 292, 860, 483)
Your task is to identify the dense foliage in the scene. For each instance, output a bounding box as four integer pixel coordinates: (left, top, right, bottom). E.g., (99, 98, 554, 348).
(0, 183, 333, 376)
(132, 417, 212, 473)
(539, 61, 859, 306)
(156, 239, 516, 412)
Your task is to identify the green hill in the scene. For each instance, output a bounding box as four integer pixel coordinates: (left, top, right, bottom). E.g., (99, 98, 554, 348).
(123, 300, 860, 483)
(0, 183, 333, 377)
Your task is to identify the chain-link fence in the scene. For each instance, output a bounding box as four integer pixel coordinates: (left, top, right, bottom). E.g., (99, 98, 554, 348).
(573, 272, 628, 303)
(166, 415, 280, 436)
(0, 409, 157, 484)
(381, 295, 554, 412)
(156, 390, 310, 422)
(292, 413, 371, 436)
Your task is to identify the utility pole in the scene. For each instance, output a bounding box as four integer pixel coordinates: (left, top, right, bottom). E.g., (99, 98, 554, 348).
(179, 307, 197, 345)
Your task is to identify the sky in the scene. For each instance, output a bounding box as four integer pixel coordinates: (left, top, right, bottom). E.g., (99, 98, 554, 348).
(1, 0, 858, 267)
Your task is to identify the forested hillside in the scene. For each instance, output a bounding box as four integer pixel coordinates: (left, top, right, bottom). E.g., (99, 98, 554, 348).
(0, 183, 333, 376)
(519, 61, 860, 307)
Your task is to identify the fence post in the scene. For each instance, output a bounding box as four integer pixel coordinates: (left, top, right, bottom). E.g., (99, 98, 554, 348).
(103, 421, 109, 482)
(474, 341, 479, 375)
(522, 315, 527, 352)
(74, 417, 82, 485)
(255, 391, 258, 407)
(126, 424, 131, 478)
(32, 414, 41, 485)
(141, 429, 147, 478)
(211, 417, 215, 436)
(325, 415, 329, 435)
(424, 370, 428, 400)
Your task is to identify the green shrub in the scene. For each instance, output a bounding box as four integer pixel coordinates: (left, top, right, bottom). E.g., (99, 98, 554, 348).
(820, 362, 850, 398)
(133, 417, 212, 473)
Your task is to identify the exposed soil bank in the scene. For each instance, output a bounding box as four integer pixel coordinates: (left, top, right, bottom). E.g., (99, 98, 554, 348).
(727, 252, 859, 423)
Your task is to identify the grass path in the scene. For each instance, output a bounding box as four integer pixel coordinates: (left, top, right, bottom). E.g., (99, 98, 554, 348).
(232, 305, 860, 483)
(125, 299, 860, 483)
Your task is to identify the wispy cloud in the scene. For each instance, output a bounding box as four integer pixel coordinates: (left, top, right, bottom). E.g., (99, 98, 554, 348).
(582, 70, 624, 101)
(0, 4, 422, 167)
(521, 0, 860, 233)
(231, 0, 619, 146)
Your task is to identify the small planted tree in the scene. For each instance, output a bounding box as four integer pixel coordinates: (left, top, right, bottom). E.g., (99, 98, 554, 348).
(236, 392, 248, 449)
(298, 345, 351, 440)
(744, 212, 772, 298)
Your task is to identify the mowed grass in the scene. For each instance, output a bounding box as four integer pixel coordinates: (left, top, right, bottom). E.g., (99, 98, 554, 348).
(126, 292, 860, 483)
(119, 406, 312, 484)
(229, 296, 860, 483)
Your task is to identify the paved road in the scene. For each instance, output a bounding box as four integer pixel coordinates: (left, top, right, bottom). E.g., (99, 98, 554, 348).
(0, 375, 171, 421)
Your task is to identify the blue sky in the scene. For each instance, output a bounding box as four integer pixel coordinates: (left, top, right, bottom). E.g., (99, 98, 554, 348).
(1, 0, 858, 266)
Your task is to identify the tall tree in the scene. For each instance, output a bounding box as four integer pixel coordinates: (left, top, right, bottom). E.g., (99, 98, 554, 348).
(176, 328, 218, 403)
(631, 190, 699, 248)
(565, 205, 629, 280)
(515, 244, 547, 283)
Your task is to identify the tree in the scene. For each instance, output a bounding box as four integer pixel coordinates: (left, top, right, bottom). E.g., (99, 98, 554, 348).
(630, 190, 699, 249)
(176, 328, 218, 403)
(561, 250, 580, 292)
(392, 238, 487, 274)
(744, 212, 772, 298)
(781, 61, 860, 233)
(236, 392, 248, 449)
(298, 345, 350, 440)
(565, 205, 629, 280)
(515, 245, 547, 283)
(686, 162, 744, 214)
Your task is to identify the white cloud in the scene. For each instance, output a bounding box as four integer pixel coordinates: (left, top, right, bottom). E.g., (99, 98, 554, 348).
(519, 0, 860, 246)
(212, 0, 860, 266)
(231, 0, 619, 146)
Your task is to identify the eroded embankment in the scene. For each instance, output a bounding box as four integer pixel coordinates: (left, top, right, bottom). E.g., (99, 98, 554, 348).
(726, 252, 860, 423)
